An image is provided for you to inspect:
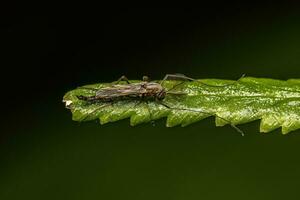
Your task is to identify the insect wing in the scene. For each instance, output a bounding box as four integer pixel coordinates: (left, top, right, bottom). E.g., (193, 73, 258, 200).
(95, 83, 143, 98)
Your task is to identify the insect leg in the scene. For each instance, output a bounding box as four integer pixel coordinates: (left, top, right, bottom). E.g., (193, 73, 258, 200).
(116, 75, 130, 84)
(166, 81, 187, 93)
(159, 74, 194, 93)
(157, 100, 244, 136)
(160, 74, 194, 86)
(161, 73, 246, 90)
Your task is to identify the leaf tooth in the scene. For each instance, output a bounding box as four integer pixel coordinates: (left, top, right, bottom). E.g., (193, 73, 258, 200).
(130, 104, 170, 126)
(282, 117, 300, 134)
(181, 113, 210, 127)
(215, 109, 262, 127)
(166, 110, 211, 127)
(130, 114, 151, 126)
(99, 109, 134, 125)
(166, 111, 184, 127)
(130, 108, 151, 126)
(99, 115, 110, 125)
(215, 112, 231, 127)
(260, 115, 281, 133)
(215, 117, 228, 127)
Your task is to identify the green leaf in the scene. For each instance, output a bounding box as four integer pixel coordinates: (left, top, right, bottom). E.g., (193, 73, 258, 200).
(63, 77, 300, 134)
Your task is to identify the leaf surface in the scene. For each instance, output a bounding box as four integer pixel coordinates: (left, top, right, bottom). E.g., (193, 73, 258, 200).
(63, 77, 300, 134)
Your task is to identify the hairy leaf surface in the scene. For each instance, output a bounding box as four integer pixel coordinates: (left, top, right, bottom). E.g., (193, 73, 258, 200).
(63, 77, 300, 134)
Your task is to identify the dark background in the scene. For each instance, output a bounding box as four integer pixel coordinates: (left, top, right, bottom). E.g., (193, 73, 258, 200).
(2, 5, 300, 200)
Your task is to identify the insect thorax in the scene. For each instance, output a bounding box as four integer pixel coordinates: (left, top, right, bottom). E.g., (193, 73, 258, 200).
(143, 82, 165, 99)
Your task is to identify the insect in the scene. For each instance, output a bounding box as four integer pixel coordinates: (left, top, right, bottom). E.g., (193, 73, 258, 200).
(76, 74, 244, 135)
(77, 74, 191, 103)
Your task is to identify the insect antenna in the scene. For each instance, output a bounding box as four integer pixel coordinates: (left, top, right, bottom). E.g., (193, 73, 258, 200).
(157, 101, 244, 136)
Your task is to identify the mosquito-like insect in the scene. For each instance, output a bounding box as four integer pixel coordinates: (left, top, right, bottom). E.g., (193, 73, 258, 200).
(76, 74, 244, 135)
